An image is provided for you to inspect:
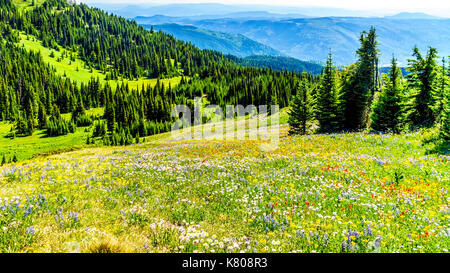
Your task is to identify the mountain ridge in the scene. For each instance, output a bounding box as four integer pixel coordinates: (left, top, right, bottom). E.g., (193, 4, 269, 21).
(135, 15, 450, 65)
(146, 23, 282, 58)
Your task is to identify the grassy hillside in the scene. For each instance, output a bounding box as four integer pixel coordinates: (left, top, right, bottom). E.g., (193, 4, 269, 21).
(18, 33, 106, 83)
(1, 30, 182, 162)
(11, 0, 45, 12)
(17, 32, 184, 90)
(0, 128, 448, 252)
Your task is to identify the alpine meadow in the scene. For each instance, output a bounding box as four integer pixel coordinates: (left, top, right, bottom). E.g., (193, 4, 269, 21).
(0, 0, 449, 256)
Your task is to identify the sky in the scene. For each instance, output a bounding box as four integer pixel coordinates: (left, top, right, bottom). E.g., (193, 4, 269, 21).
(81, 0, 450, 17)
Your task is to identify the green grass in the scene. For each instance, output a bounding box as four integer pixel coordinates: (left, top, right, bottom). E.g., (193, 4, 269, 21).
(18, 33, 106, 84)
(12, 0, 46, 13)
(0, 122, 91, 162)
(0, 107, 106, 162)
(17, 32, 184, 90)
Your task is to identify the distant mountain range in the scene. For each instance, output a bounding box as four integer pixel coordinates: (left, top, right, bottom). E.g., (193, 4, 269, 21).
(135, 16, 450, 66)
(146, 24, 281, 58)
(90, 2, 450, 66)
(92, 3, 380, 18)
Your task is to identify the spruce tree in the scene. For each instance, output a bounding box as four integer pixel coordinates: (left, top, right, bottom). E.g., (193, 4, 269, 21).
(440, 87, 450, 142)
(72, 96, 86, 123)
(316, 53, 340, 133)
(288, 81, 315, 135)
(340, 27, 379, 130)
(15, 112, 29, 136)
(104, 100, 116, 133)
(406, 47, 438, 127)
(440, 88, 450, 142)
(370, 57, 404, 133)
(433, 58, 448, 123)
(268, 92, 278, 116)
(38, 103, 48, 129)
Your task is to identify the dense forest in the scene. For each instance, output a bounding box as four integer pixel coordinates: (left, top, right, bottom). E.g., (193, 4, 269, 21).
(0, 0, 448, 153)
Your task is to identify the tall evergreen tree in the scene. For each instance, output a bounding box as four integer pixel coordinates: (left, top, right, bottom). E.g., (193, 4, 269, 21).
(38, 103, 48, 129)
(370, 57, 404, 133)
(288, 81, 315, 135)
(316, 53, 340, 133)
(71, 96, 86, 123)
(340, 27, 379, 130)
(440, 87, 450, 142)
(406, 47, 438, 127)
(433, 57, 448, 123)
(104, 99, 116, 133)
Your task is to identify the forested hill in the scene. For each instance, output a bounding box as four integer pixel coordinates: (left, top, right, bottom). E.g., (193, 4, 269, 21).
(0, 0, 309, 150)
(1, 0, 236, 79)
(230, 55, 324, 75)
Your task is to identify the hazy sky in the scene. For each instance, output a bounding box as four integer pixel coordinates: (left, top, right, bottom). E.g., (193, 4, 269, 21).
(81, 0, 450, 16)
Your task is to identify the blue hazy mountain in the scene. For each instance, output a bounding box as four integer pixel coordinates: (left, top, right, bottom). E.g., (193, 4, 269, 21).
(91, 3, 378, 19)
(135, 16, 450, 65)
(385, 12, 444, 20)
(146, 23, 281, 57)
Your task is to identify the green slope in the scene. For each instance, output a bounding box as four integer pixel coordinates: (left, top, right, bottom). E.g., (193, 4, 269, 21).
(17, 32, 184, 91)
(11, 0, 45, 12)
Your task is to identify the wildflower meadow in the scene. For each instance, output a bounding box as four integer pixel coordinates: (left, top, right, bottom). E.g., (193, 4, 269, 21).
(0, 125, 448, 253)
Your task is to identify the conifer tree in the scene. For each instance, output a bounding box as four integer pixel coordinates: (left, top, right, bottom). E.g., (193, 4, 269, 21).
(71, 96, 86, 123)
(15, 112, 29, 136)
(316, 53, 340, 133)
(340, 27, 379, 130)
(433, 58, 448, 123)
(288, 81, 315, 135)
(406, 47, 438, 127)
(440, 88, 450, 142)
(38, 103, 48, 129)
(371, 57, 404, 133)
(104, 99, 116, 133)
(268, 93, 278, 116)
